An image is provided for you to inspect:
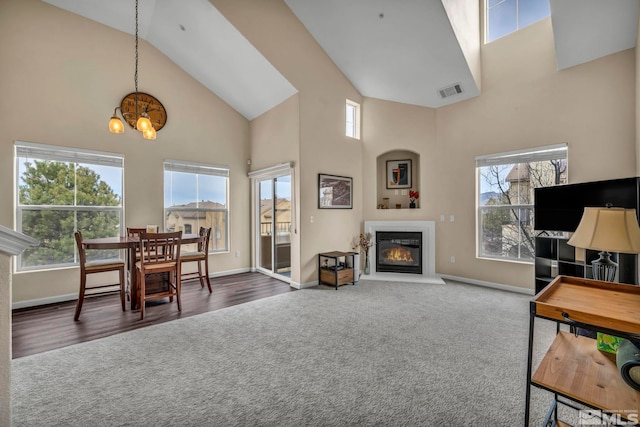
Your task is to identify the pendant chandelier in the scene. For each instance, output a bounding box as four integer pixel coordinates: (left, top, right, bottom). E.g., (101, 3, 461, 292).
(108, 0, 167, 140)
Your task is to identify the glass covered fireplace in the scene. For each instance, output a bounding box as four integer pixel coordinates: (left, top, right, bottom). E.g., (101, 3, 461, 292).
(376, 231, 422, 274)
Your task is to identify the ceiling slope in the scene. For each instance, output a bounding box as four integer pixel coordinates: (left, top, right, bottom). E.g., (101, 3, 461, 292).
(43, 0, 297, 120)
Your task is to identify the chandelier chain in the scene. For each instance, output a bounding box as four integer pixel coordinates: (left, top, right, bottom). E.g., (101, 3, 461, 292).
(134, 0, 139, 115)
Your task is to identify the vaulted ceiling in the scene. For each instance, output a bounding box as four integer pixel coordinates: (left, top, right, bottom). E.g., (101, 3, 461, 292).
(42, 0, 638, 120)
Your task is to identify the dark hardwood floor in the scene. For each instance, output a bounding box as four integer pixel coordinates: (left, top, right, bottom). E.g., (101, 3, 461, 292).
(12, 272, 296, 359)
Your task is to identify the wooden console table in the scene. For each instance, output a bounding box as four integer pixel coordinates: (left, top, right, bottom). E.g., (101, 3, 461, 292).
(524, 275, 640, 426)
(318, 251, 355, 290)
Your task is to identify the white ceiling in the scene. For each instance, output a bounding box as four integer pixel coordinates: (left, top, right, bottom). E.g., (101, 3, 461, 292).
(42, 0, 638, 119)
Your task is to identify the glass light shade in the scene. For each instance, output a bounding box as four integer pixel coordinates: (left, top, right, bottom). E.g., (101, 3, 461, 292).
(567, 207, 640, 253)
(142, 126, 156, 140)
(109, 115, 125, 134)
(136, 114, 152, 132)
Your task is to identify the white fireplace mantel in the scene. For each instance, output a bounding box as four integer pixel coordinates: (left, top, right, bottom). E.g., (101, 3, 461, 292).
(363, 220, 444, 284)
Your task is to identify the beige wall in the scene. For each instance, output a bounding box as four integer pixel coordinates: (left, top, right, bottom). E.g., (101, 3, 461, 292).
(213, 0, 364, 284)
(435, 18, 636, 289)
(0, 0, 251, 303)
(1, 2, 638, 295)
(249, 94, 301, 284)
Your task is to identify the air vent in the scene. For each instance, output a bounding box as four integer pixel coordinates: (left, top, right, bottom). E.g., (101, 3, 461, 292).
(438, 83, 463, 99)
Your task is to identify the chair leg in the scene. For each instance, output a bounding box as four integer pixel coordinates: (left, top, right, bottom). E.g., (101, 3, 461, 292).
(139, 271, 145, 320)
(203, 259, 212, 293)
(74, 272, 87, 321)
(175, 271, 182, 312)
(119, 266, 126, 312)
(197, 261, 205, 288)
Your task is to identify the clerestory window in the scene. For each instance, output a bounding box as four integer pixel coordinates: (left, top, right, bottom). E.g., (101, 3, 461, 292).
(486, 0, 550, 43)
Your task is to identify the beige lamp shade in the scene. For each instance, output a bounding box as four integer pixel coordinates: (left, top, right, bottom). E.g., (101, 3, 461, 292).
(567, 207, 640, 253)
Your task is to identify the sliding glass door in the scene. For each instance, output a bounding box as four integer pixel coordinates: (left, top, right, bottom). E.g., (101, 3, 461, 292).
(257, 173, 292, 278)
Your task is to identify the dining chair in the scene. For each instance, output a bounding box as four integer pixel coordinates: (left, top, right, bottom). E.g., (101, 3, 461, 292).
(125, 227, 146, 300)
(180, 227, 212, 293)
(135, 231, 182, 320)
(73, 231, 126, 321)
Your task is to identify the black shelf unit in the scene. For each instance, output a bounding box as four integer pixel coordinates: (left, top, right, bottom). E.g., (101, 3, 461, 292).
(533, 177, 640, 294)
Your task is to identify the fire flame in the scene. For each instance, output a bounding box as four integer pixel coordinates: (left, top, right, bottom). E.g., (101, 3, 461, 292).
(383, 247, 414, 262)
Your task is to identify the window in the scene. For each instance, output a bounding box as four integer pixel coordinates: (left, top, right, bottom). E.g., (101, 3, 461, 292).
(15, 141, 124, 271)
(486, 0, 550, 43)
(476, 144, 567, 262)
(346, 99, 361, 139)
(164, 160, 229, 252)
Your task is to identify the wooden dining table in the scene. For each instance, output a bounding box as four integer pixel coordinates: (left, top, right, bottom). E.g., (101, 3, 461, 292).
(82, 233, 202, 309)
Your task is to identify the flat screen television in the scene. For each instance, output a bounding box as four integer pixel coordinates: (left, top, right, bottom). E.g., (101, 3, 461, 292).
(534, 177, 640, 232)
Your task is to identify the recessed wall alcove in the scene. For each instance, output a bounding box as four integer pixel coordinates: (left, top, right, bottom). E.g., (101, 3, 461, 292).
(376, 150, 420, 209)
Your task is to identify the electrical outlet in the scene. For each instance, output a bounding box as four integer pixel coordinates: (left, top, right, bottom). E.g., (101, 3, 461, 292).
(440, 214, 445, 222)
(310, 215, 314, 223)
(450, 256, 455, 263)
(449, 215, 455, 222)
(235, 250, 240, 257)
(401, 189, 408, 196)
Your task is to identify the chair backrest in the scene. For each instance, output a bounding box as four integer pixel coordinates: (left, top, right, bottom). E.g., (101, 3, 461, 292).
(139, 231, 182, 268)
(126, 227, 147, 238)
(74, 231, 87, 268)
(198, 227, 212, 253)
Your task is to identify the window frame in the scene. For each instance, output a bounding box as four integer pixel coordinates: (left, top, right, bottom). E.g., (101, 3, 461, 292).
(345, 99, 361, 140)
(14, 141, 125, 272)
(476, 143, 568, 263)
(163, 159, 230, 253)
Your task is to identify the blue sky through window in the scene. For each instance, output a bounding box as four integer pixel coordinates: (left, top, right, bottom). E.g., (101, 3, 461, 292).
(487, 0, 550, 43)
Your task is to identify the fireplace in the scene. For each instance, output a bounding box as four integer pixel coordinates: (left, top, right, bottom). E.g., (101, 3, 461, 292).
(363, 220, 443, 284)
(376, 231, 422, 274)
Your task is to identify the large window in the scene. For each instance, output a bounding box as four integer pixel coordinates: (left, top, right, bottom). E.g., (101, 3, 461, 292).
(486, 0, 550, 43)
(476, 144, 567, 262)
(15, 141, 124, 271)
(164, 160, 229, 252)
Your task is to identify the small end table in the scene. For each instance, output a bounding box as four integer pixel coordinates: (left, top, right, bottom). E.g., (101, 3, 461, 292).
(318, 251, 356, 290)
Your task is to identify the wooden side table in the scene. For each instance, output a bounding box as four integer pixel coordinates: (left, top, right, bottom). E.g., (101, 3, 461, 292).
(318, 251, 356, 290)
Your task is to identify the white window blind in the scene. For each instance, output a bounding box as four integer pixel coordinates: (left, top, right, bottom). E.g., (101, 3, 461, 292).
(476, 143, 567, 168)
(164, 159, 229, 177)
(15, 141, 124, 167)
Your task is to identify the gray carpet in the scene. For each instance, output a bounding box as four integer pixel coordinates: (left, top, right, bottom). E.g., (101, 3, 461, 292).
(12, 279, 557, 426)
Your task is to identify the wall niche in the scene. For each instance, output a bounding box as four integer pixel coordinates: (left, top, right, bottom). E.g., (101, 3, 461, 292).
(376, 150, 420, 209)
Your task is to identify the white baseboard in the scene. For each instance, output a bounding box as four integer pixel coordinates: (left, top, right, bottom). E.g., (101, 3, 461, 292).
(438, 274, 535, 295)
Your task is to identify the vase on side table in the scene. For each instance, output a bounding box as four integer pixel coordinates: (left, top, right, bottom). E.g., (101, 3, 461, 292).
(364, 252, 370, 275)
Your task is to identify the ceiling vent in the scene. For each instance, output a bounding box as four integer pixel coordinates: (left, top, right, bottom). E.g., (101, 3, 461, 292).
(438, 83, 463, 99)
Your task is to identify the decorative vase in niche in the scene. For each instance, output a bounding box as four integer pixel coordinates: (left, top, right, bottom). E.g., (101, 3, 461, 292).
(364, 253, 370, 275)
(409, 202, 416, 208)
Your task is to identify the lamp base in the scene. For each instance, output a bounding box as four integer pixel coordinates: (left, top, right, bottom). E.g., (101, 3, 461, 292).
(592, 251, 617, 282)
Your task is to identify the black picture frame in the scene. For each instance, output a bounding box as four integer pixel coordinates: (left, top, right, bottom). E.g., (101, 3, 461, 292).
(386, 159, 412, 189)
(318, 174, 353, 209)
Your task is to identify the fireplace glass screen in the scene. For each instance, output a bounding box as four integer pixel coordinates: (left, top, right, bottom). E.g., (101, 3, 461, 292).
(376, 231, 422, 274)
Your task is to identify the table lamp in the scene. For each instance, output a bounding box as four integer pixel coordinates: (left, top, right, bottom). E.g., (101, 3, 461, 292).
(567, 206, 640, 281)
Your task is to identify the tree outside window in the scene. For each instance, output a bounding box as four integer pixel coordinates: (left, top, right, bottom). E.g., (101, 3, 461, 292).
(477, 145, 567, 262)
(15, 142, 124, 271)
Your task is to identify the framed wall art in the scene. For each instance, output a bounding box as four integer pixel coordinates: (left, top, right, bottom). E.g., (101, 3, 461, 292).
(318, 174, 353, 209)
(386, 159, 412, 189)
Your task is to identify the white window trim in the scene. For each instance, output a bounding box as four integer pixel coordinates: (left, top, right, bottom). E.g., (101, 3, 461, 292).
(475, 143, 568, 263)
(14, 141, 125, 271)
(346, 99, 361, 140)
(163, 159, 230, 253)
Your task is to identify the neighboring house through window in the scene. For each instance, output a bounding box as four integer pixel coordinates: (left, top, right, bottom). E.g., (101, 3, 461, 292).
(486, 0, 550, 43)
(163, 160, 229, 252)
(15, 141, 124, 271)
(476, 143, 567, 262)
